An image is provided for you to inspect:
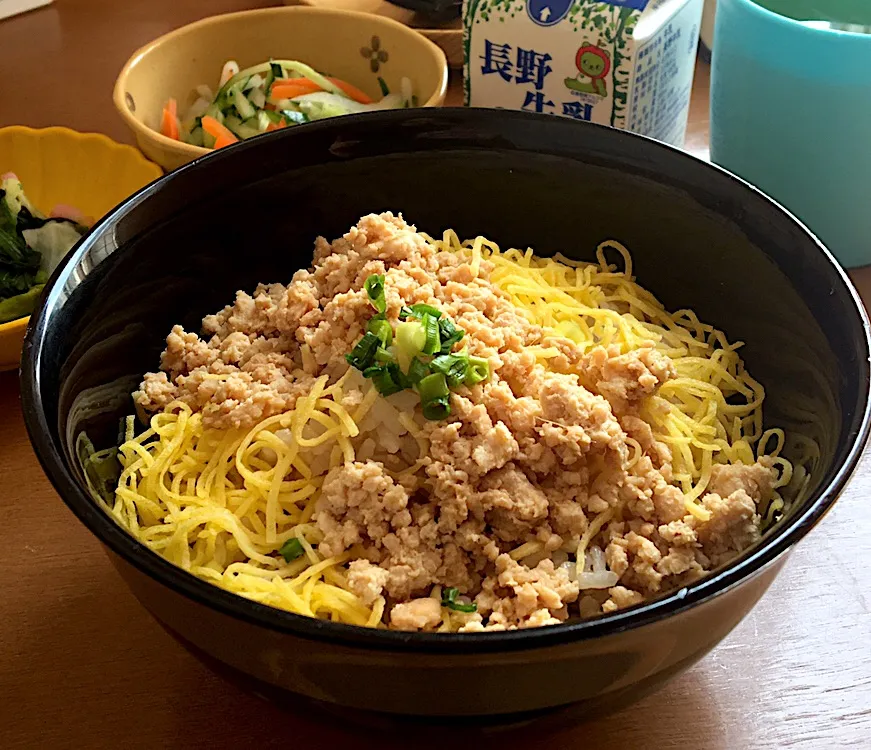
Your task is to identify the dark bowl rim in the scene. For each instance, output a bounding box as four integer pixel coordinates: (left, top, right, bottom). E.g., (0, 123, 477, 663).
(20, 108, 871, 655)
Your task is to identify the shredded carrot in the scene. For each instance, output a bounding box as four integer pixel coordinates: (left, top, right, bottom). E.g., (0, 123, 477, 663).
(202, 116, 238, 148)
(328, 77, 373, 104)
(270, 76, 373, 104)
(265, 121, 288, 132)
(270, 79, 321, 101)
(213, 134, 237, 149)
(160, 98, 180, 140)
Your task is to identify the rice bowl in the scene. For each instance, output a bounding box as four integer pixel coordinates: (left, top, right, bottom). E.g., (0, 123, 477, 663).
(21, 109, 869, 716)
(86, 213, 805, 633)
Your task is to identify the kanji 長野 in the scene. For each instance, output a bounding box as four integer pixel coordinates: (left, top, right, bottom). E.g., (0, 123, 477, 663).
(515, 48, 552, 91)
(480, 40, 513, 83)
(480, 41, 555, 114)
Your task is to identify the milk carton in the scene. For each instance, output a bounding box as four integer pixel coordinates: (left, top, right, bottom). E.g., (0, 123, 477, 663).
(463, 0, 704, 147)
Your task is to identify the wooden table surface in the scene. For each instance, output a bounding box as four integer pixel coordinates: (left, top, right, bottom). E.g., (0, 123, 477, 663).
(2, 2, 870, 748)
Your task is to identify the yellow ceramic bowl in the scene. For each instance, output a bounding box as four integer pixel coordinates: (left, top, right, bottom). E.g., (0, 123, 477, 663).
(0, 126, 162, 372)
(113, 6, 449, 172)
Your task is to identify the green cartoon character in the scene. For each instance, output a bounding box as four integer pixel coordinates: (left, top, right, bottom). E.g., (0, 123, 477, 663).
(564, 45, 611, 98)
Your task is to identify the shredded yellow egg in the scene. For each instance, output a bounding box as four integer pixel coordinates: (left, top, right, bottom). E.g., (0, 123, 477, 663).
(430, 230, 794, 524)
(106, 373, 387, 627)
(93, 233, 798, 629)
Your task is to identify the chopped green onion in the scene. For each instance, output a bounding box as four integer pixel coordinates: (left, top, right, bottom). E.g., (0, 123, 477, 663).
(364, 274, 387, 313)
(374, 347, 395, 364)
(373, 372, 403, 397)
(279, 537, 305, 562)
(392, 363, 412, 391)
(396, 320, 426, 360)
(438, 317, 465, 354)
(347, 279, 477, 410)
(363, 365, 401, 396)
(430, 353, 470, 387)
(441, 587, 477, 612)
(406, 357, 430, 385)
(465, 356, 490, 386)
(421, 314, 441, 355)
(364, 364, 407, 396)
(377, 76, 390, 96)
(367, 315, 393, 347)
(422, 397, 451, 421)
(345, 332, 380, 370)
(418, 372, 451, 420)
(400, 303, 442, 320)
(409, 303, 442, 319)
(418, 372, 450, 401)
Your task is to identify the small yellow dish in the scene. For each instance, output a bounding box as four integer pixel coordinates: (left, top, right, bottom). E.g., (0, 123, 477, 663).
(113, 6, 449, 172)
(0, 126, 162, 372)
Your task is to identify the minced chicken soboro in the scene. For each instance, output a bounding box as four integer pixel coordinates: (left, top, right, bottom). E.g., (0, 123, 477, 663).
(107, 213, 801, 632)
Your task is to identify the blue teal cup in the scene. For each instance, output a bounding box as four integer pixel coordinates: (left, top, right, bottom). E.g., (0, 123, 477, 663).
(710, 0, 871, 267)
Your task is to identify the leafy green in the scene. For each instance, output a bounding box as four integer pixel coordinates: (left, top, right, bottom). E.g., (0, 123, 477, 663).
(0, 189, 41, 299)
(0, 284, 44, 324)
(0, 180, 86, 320)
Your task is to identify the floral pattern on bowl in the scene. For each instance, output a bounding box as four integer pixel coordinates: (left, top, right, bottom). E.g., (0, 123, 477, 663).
(361, 35, 390, 72)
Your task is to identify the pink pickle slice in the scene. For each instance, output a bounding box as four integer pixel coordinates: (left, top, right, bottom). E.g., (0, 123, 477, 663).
(0, 183, 94, 227)
(1, 172, 17, 181)
(50, 203, 94, 227)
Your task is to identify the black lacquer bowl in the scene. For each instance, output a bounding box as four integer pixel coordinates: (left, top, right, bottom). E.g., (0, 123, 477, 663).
(20, 109, 871, 719)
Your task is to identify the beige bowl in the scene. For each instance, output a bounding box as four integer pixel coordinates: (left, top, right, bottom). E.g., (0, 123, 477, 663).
(113, 6, 449, 172)
(287, 0, 463, 68)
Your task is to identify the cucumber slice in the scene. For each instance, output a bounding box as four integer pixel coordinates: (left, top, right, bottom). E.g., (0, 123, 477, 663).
(187, 126, 205, 147)
(232, 88, 256, 120)
(264, 63, 277, 91)
(215, 76, 249, 109)
(237, 124, 261, 140)
(281, 109, 309, 125)
(204, 103, 224, 122)
(261, 110, 284, 124)
(249, 87, 266, 109)
(224, 114, 260, 139)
